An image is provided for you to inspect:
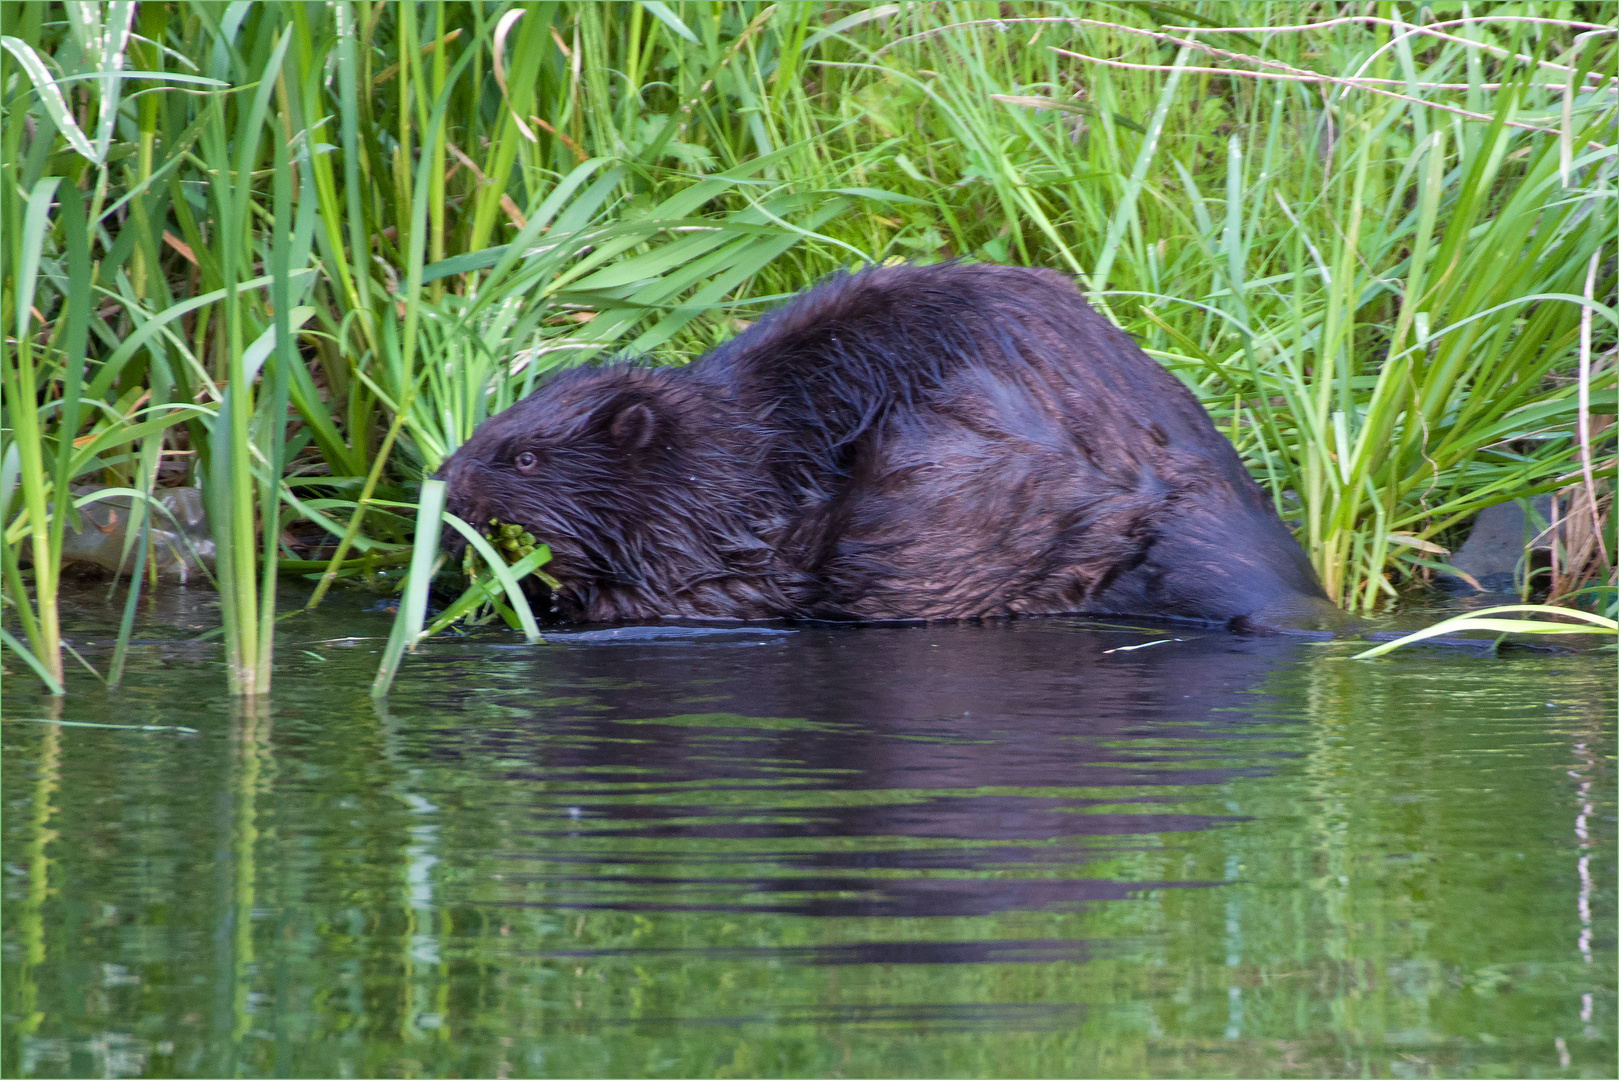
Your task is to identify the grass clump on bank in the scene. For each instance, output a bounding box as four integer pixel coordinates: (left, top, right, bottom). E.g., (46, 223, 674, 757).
(3, 1, 1615, 695)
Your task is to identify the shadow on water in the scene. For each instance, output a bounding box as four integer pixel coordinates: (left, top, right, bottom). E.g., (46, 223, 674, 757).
(412, 622, 1287, 923)
(1, 584, 1614, 1077)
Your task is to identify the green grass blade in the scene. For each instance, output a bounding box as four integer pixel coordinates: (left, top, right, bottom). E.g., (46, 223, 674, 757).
(439, 515, 544, 644)
(1353, 605, 1618, 659)
(0, 37, 97, 160)
(1, 626, 65, 696)
(371, 478, 448, 698)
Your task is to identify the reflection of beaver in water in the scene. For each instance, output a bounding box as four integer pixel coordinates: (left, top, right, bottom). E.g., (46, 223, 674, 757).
(438, 262, 1339, 629)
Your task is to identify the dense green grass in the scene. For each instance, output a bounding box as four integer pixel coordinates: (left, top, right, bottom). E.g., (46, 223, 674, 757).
(3, 1, 1615, 694)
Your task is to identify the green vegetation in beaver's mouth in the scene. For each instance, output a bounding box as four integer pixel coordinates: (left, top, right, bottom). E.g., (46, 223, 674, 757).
(373, 488, 558, 697)
(468, 520, 543, 577)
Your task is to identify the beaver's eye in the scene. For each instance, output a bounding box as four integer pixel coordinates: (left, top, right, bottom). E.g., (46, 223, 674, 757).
(514, 451, 538, 472)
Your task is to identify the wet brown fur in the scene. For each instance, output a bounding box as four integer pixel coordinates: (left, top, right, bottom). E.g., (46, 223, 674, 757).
(437, 263, 1337, 629)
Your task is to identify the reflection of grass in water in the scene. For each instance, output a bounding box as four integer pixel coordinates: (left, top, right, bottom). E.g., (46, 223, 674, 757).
(5, 3, 1615, 704)
(616, 712, 850, 734)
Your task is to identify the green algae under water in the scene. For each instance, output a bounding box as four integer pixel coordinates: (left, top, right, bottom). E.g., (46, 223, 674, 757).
(2, 586, 1614, 1079)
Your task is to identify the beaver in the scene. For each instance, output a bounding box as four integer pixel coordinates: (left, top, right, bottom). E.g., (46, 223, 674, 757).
(436, 262, 1340, 630)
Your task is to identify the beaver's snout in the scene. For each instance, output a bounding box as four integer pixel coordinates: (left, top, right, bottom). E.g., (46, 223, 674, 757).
(434, 456, 503, 563)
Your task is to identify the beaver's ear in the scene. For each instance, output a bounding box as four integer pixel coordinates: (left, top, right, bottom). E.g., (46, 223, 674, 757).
(607, 400, 658, 452)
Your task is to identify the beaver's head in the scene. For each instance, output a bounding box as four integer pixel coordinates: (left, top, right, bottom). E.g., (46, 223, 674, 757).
(434, 364, 760, 620)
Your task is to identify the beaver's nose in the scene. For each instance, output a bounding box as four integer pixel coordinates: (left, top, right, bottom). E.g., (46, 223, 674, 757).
(433, 456, 483, 547)
(435, 456, 485, 511)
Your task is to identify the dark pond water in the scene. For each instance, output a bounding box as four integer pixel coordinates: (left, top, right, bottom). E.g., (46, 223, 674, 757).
(3, 586, 1615, 1078)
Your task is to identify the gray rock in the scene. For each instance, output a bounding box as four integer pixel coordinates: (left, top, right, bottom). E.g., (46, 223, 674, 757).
(56, 486, 214, 581)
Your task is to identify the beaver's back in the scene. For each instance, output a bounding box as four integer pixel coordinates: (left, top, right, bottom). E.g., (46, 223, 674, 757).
(704, 263, 1234, 497)
(699, 263, 1327, 625)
